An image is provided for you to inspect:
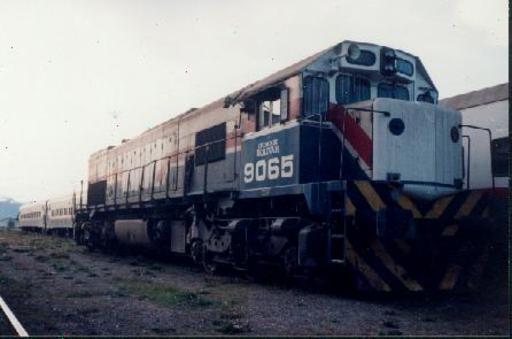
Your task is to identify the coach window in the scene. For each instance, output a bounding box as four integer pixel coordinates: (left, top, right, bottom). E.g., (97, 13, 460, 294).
(303, 76, 329, 118)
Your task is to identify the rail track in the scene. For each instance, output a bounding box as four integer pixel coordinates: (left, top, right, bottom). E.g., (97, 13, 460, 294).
(0, 294, 28, 337)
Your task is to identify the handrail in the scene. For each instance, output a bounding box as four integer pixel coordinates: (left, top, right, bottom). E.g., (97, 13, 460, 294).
(344, 107, 391, 117)
(462, 135, 471, 190)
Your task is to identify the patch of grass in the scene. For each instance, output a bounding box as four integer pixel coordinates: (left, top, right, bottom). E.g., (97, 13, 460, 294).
(0, 275, 31, 298)
(66, 291, 94, 298)
(0, 255, 13, 261)
(0, 243, 8, 254)
(119, 280, 215, 308)
(131, 268, 156, 277)
(382, 320, 400, 329)
(28, 236, 76, 253)
(151, 327, 176, 334)
(379, 330, 402, 336)
(75, 265, 90, 272)
(220, 311, 242, 320)
(81, 307, 100, 315)
(148, 264, 163, 271)
(35, 255, 50, 262)
(49, 252, 70, 259)
(106, 289, 128, 298)
(0, 274, 7, 285)
(12, 247, 31, 253)
(74, 265, 95, 275)
(213, 319, 250, 334)
(51, 262, 69, 272)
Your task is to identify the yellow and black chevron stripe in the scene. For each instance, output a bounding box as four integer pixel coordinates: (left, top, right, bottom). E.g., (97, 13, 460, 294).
(346, 236, 423, 292)
(343, 180, 492, 292)
(345, 180, 491, 224)
(345, 232, 491, 292)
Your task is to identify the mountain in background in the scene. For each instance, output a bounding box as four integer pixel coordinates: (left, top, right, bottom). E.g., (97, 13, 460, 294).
(0, 196, 22, 219)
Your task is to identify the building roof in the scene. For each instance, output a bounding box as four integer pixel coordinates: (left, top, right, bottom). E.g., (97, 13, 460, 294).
(439, 82, 509, 110)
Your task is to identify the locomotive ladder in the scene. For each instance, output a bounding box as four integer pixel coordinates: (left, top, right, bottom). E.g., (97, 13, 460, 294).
(328, 191, 346, 264)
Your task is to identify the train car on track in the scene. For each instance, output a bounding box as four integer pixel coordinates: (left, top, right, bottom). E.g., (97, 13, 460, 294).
(46, 195, 75, 236)
(18, 195, 75, 235)
(18, 201, 46, 232)
(75, 40, 497, 292)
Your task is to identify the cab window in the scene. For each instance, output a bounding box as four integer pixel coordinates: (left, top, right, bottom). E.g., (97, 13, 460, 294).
(336, 75, 371, 105)
(255, 87, 288, 131)
(396, 58, 414, 76)
(378, 83, 410, 101)
(258, 98, 281, 130)
(303, 76, 329, 117)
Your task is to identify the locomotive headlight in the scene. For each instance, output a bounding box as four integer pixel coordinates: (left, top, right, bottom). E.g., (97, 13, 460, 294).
(333, 42, 361, 68)
(450, 126, 460, 143)
(346, 43, 361, 60)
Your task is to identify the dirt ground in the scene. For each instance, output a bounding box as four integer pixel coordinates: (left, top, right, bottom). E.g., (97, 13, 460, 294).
(0, 229, 509, 336)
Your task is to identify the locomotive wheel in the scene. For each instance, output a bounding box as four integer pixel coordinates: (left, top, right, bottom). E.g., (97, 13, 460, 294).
(83, 229, 96, 251)
(282, 245, 299, 278)
(203, 261, 218, 274)
(73, 225, 81, 244)
(202, 247, 219, 274)
(190, 239, 203, 265)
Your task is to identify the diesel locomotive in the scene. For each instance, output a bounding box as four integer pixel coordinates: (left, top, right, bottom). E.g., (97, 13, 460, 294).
(74, 41, 495, 292)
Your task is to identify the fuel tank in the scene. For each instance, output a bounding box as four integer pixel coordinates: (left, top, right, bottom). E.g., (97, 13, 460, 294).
(114, 219, 151, 246)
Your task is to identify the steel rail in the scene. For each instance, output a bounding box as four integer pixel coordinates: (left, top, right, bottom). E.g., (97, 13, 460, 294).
(0, 294, 28, 337)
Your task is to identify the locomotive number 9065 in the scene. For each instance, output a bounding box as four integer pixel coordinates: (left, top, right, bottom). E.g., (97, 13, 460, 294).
(243, 155, 294, 183)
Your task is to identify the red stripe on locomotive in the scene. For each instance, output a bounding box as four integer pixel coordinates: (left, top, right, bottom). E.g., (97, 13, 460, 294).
(327, 104, 373, 168)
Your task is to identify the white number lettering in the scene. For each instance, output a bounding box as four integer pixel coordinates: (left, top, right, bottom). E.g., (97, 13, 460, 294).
(267, 157, 280, 180)
(281, 154, 294, 178)
(244, 163, 254, 183)
(243, 154, 294, 183)
(255, 159, 266, 181)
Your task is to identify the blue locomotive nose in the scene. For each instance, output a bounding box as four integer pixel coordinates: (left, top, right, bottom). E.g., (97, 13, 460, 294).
(370, 98, 463, 200)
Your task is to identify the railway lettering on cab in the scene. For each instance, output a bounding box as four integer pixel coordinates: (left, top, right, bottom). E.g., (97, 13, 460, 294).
(256, 139, 280, 157)
(20, 40, 501, 293)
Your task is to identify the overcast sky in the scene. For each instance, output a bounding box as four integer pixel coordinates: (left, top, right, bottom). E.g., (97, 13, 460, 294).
(0, 0, 508, 202)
